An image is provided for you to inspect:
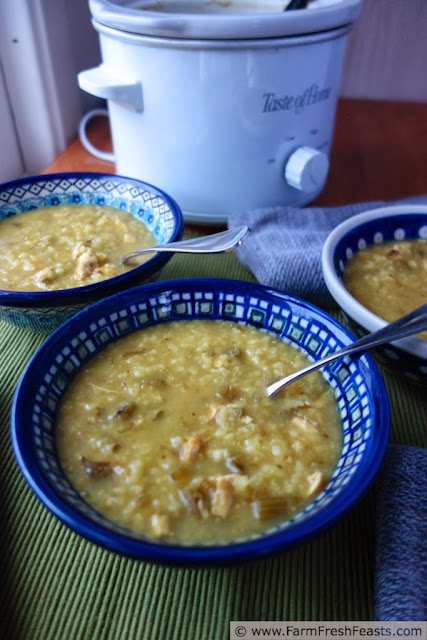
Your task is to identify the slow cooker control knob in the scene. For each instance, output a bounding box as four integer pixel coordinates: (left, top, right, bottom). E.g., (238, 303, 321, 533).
(284, 146, 329, 192)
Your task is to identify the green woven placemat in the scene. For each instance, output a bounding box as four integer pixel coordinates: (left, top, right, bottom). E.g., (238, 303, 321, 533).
(1, 248, 425, 640)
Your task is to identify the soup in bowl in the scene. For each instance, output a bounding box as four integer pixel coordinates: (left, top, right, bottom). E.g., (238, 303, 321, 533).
(11, 278, 389, 564)
(322, 204, 427, 385)
(0, 172, 183, 332)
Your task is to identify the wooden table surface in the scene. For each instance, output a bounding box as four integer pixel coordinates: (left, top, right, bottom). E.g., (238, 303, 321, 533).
(43, 98, 427, 226)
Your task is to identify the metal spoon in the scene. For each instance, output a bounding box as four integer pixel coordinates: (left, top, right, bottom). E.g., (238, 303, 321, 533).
(120, 225, 249, 265)
(267, 303, 427, 396)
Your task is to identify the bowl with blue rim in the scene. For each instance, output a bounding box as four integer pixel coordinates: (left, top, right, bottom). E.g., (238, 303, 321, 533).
(322, 204, 427, 386)
(0, 172, 183, 333)
(11, 277, 389, 564)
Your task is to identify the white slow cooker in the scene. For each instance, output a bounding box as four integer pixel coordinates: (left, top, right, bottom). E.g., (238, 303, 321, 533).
(78, 0, 362, 223)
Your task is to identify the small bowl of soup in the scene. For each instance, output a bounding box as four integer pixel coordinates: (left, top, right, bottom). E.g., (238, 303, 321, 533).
(11, 277, 389, 564)
(322, 204, 427, 385)
(0, 172, 183, 332)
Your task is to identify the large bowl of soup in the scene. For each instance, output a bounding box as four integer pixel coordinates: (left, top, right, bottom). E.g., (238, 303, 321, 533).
(11, 278, 389, 564)
(0, 172, 183, 332)
(322, 204, 427, 385)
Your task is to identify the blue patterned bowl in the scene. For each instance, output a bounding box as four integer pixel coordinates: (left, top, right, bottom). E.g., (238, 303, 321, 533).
(0, 172, 183, 332)
(322, 205, 427, 385)
(11, 278, 389, 564)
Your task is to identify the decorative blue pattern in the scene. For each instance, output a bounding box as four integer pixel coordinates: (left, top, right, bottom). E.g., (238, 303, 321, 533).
(11, 278, 390, 564)
(334, 213, 427, 277)
(0, 174, 176, 240)
(0, 172, 183, 333)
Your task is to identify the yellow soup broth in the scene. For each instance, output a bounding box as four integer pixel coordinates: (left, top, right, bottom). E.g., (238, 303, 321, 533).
(0, 204, 155, 291)
(343, 238, 427, 339)
(57, 320, 342, 545)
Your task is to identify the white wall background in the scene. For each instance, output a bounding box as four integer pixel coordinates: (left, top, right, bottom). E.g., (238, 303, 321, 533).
(0, 0, 426, 183)
(340, 0, 427, 102)
(0, 0, 101, 182)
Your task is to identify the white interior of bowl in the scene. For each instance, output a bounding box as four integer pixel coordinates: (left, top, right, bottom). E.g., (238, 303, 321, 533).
(321, 204, 427, 361)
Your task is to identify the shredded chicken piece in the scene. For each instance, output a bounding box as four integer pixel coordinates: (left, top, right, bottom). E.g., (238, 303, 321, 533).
(180, 433, 202, 464)
(307, 471, 324, 496)
(178, 487, 210, 519)
(72, 241, 91, 259)
(211, 476, 234, 518)
(150, 513, 170, 537)
(290, 415, 318, 434)
(95, 252, 108, 267)
(30, 267, 56, 290)
(74, 249, 99, 281)
(208, 473, 242, 486)
(291, 415, 310, 430)
(178, 488, 198, 514)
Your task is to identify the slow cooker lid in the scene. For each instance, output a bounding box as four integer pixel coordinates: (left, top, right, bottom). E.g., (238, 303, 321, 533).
(89, 0, 362, 40)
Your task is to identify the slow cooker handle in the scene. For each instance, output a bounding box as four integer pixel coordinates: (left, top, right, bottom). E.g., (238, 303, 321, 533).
(77, 65, 144, 162)
(78, 65, 144, 113)
(78, 109, 115, 163)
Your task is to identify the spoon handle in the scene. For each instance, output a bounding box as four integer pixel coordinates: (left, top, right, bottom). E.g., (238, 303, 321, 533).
(267, 303, 427, 396)
(120, 225, 248, 264)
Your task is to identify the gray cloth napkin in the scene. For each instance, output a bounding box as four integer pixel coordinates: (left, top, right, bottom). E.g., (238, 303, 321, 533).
(375, 445, 427, 621)
(228, 196, 427, 306)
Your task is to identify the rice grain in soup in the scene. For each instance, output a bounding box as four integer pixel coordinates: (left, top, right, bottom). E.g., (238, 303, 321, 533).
(0, 204, 155, 291)
(57, 320, 342, 545)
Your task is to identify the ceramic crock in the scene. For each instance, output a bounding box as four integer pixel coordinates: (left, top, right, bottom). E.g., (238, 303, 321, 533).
(78, 0, 362, 222)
